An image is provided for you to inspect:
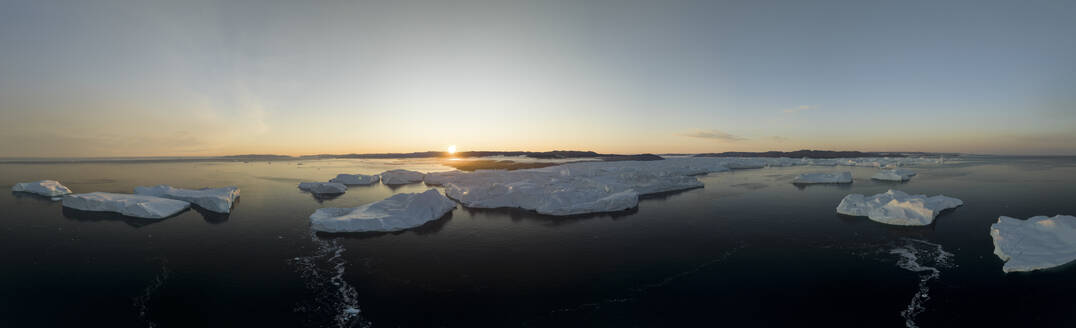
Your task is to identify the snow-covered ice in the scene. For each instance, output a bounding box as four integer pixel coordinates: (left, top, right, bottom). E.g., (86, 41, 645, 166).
(379, 169, 426, 185)
(329, 174, 380, 186)
(423, 170, 468, 186)
(62, 192, 190, 219)
(990, 215, 1076, 273)
(299, 182, 348, 195)
(872, 169, 917, 182)
(792, 172, 852, 184)
(836, 190, 963, 226)
(134, 185, 240, 213)
(310, 189, 457, 232)
(11, 180, 72, 197)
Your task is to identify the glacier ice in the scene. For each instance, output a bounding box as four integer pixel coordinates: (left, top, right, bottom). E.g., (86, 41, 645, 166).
(310, 189, 456, 232)
(134, 185, 240, 213)
(12, 180, 72, 197)
(792, 172, 852, 184)
(990, 215, 1076, 273)
(329, 174, 380, 186)
(62, 192, 191, 219)
(836, 190, 963, 226)
(872, 169, 917, 182)
(299, 182, 348, 195)
(379, 169, 426, 185)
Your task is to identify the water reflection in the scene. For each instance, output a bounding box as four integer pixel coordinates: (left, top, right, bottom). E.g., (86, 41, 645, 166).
(793, 183, 854, 191)
(10, 191, 60, 203)
(192, 206, 230, 224)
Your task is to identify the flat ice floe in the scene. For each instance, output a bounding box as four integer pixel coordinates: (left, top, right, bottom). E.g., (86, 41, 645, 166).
(329, 174, 380, 186)
(379, 169, 426, 185)
(134, 185, 240, 213)
(792, 172, 852, 184)
(836, 190, 963, 226)
(990, 215, 1076, 273)
(872, 169, 917, 182)
(299, 182, 348, 195)
(62, 192, 190, 219)
(12, 180, 73, 197)
(310, 189, 456, 232)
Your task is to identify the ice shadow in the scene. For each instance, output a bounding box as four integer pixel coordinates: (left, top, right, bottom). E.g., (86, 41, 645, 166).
(61, 206, 186, 228)
(793, 183, 854, 191)
(314, 212, 454, 240)
(869, 179, 911, 187)
(10, 191, 61, 204)
(301, 191, 344, 203)
(384, 182, 422, 191)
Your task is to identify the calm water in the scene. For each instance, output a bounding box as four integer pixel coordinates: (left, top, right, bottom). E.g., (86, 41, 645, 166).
(2, 157, 1075, 327)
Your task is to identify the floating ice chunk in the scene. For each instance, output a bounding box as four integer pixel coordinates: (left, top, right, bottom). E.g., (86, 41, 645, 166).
(423, 170, 467, 186)
(12, 180, 72, 197)
(299, 182, 347, 195)
(836, 190, 963, 226)
(379, 169, 426, 185)
(329, 174, 380, 186)
(134, 185, 240, 213)
(62, 192, 190, 219)
(990, 215, 1076, 273)
(310, 189, 456, 232)
(872, 169, 917, 182)
(792, 172, 852, 184)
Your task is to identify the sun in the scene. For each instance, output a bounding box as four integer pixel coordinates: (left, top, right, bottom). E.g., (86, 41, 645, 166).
(447, 145, 457, 154)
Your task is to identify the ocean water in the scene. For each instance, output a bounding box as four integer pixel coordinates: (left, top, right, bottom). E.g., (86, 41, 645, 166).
(2, 156, 1075, 327)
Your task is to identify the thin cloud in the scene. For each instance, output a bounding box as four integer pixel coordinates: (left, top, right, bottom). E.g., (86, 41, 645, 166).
(682, 130, 747, 141)
(783, 105, 817, 114)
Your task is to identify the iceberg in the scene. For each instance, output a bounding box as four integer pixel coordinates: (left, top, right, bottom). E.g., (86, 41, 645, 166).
(310, 189, 457, 232)
(379, 169, 426, 185)
(872, 169, 917, 182)
(12, 180, 72, 197)
(329, 174, 380, 186)
(134, 185, 240, 213)
(836, 190, 963, 226)
(298, 182, 347, 195)
(62, 192, 190, 219)
(990, 215, 1076, 273)
(792, 172, 852, 184)
(423, 170, 468, 186)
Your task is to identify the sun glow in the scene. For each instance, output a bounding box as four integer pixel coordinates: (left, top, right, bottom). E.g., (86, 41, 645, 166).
(447, 145, 457, 154)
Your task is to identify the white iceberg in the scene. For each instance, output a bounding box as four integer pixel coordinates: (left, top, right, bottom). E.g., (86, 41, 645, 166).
(872, 169, 917, 182)
(329, 174, 380, 186)
(423, 170, 468, 186)
(380, 169, 426, 185)
(990, 215, 1076, 273)
(298, 182, 347, 195)
(792, 172, 852, 184)
(134, 185, 240, 213)
(12, 180, 72, 197)
(62, 192, 190, 219)
(836, 190, 963, 226)
(310, 189, 457, 232)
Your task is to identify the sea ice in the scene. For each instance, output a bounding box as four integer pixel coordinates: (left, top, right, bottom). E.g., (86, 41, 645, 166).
(62, 192, 190, 219)
(298, 182, 348, 195)
(836, 190, 963, 226)
(423, 170, 468, 186)
(329, 174, 380, 186)
(990, 215, 1076, 273)
(792, 172, 852, 184)
(11, 180, 72, 197)
(310, 189, 457, 232)
(872, 169, 917, 182)
(379, 169, 426, 185)
(134, 185, 240, 213)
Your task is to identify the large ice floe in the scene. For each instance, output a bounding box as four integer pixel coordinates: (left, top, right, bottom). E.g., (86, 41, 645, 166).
(329, 174, 380, 186)
(310, 189, 456, 232)
(836, 190, 963, 226)
(134, 185, 240, 213)
(11, 180, 72, 197)
(379, 169, 426, 185)
(62, 192, 190, 219)
(792, 172, 852, 184)
(299, 182, 348, 195)
(872, 169, 917, 182)
(990, 215, 1076, 273)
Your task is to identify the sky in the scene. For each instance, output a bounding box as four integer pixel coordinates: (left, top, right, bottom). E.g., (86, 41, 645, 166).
(1, 0, 1074, 157)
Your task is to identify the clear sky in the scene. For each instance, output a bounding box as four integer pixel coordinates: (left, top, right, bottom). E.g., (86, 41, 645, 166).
(1, 0, 1074, 157)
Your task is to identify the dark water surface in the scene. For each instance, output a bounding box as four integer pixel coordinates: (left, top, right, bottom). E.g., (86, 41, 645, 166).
(2, 157, 1075, 327)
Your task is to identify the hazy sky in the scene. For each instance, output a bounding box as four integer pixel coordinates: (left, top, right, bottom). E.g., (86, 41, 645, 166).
(1, 0, 1074, 157)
